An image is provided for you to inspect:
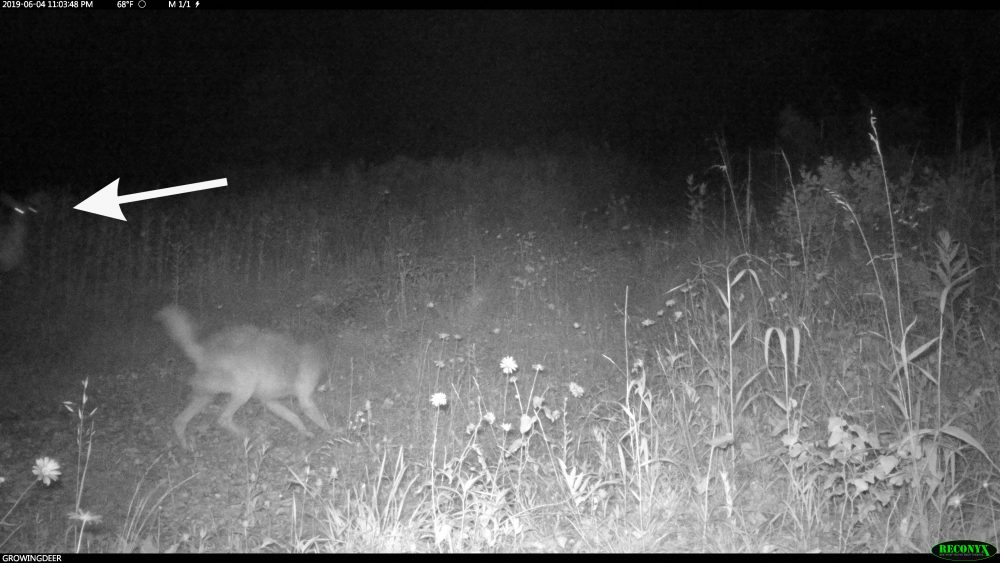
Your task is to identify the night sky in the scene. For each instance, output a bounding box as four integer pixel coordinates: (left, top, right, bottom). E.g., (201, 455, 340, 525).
(2, 10, 998, 189)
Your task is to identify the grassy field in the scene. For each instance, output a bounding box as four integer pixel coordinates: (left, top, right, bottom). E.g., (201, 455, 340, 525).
(1, 130, 998, 552)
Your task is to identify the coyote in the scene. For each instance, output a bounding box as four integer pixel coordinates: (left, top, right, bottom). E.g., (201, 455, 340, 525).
(156, 305, 332, 450)
(0, 193, 36, 272)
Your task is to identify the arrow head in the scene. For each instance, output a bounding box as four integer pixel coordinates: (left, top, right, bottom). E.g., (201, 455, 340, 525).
(74, 178, 127, 221)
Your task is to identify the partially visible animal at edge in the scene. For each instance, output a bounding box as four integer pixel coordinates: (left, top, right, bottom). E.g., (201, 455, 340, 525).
(0, 193, 36, 273)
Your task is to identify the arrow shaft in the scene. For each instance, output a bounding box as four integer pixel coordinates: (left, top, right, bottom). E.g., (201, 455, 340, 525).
(118, 178, 228, 204)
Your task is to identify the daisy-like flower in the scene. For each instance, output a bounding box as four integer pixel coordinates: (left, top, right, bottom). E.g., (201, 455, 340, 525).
(465, 423, 477, 435)
(531, 396, 544, 409)
(434, 360, 445, 368)
(500, 422, 512, 433)
(438, 333, 449, 341)
(572, 322, 581, 329)
(453, 334, 462, 341)
(33, 457, 61, 486)
(656, 309, 664, 317)
(500, 356, 518, 375)
(482, 412, 495, 425)
(430, 393, 447, 408)
(531, 363, 544, 372)
(492, 327, 501, 335)
(672, 310, 684, 321)
(641, 318, 655, 327)
(508, 375, 518, 384)
(68, 508, 102, 525)
(519, 414, 535, 434)
(665, 298, 676, 307)
(426, 301, 435, 308)
(569, 382, 585, 398)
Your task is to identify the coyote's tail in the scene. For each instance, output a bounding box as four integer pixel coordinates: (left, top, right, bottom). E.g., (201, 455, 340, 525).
(157, 305, 205, 367)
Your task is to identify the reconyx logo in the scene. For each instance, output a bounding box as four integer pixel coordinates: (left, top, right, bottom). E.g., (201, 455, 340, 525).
(932, 540, 997, 561)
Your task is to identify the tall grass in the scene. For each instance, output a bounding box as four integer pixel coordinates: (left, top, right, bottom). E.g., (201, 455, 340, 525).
(1, 130, 997, 552)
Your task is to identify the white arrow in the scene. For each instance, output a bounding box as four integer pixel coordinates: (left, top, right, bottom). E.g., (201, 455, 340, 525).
(74, 177, 228, 221)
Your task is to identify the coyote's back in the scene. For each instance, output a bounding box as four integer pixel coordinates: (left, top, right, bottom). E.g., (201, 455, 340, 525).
(156, 305, 331, 450)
